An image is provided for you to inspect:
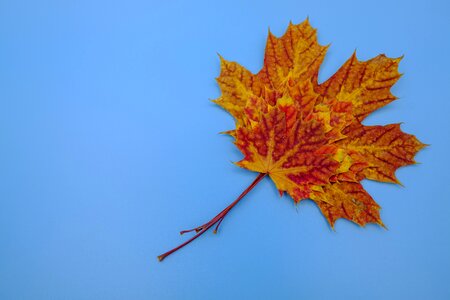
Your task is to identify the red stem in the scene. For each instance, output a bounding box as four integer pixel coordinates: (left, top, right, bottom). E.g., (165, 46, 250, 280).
(158, 172, 267, 262)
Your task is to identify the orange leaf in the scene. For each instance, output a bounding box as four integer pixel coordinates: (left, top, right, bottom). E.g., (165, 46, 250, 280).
(158, 19, 425, 261)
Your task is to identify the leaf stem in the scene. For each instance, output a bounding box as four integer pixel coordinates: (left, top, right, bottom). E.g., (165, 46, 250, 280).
(158, 172, 267, 262)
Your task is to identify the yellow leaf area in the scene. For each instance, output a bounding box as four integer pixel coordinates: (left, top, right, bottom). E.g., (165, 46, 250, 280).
(213, 19, 425, 228)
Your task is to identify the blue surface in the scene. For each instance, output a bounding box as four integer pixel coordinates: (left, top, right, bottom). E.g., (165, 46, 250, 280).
(0, 0, 449, 299)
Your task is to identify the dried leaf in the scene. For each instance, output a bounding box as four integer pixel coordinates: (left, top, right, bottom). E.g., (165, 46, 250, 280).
(158, 19, 425, 261)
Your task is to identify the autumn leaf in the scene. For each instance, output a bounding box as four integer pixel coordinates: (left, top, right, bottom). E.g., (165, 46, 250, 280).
(158, 19, 425, 261)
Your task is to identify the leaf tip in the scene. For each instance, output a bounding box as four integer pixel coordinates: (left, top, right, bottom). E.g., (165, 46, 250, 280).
(396, 179, 405, 187)
(219, 129, 236, 138)
(305, 15, 311, 25)
(379, 221, 388, 230)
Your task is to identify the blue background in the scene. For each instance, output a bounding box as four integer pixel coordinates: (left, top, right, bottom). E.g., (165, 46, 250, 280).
(1, 0, 449, 299)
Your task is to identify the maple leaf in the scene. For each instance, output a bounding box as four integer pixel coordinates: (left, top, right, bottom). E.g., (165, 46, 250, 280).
(158, 19, 425, 261)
